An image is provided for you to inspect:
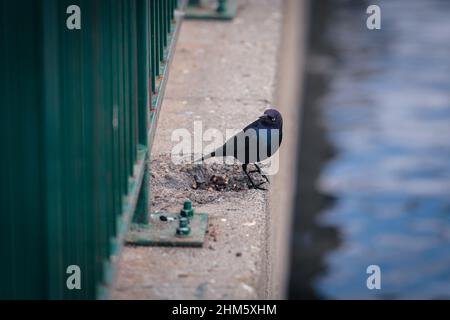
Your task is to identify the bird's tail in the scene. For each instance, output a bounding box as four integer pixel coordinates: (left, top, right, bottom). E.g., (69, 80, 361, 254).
(194, 152, 215, 164)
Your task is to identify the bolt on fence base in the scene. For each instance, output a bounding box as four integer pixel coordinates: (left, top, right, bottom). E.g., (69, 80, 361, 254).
(126, 200, 209, 247)
(184, 0, 237, 20)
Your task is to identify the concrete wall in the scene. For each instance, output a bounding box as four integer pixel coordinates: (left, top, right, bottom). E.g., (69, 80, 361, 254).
(268, 0, 309, 298)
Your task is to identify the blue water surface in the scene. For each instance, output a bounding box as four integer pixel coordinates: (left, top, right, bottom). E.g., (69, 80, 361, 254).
(315, 0, 450, 299)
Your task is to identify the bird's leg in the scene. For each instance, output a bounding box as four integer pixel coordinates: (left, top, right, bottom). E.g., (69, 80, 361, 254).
(242, 164, 267, 191)
(255, 164, 270, 184)
(248, 164, 270, 184)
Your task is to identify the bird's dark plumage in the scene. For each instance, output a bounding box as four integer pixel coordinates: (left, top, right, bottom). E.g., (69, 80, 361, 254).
(197, 108, 283, 189)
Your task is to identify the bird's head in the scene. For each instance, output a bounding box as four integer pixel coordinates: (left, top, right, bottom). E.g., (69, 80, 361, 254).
(259, 108, 283, 128)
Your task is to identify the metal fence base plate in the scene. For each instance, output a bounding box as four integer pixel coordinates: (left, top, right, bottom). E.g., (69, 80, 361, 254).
(184, 1, 237, 20)
(125, 212, 208, 247)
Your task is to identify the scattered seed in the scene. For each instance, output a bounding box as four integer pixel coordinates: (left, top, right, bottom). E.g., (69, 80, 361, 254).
(210, 175, 229, 186)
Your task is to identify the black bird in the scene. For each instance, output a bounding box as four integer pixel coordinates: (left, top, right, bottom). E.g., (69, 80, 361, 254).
(197, 109, 283, 190)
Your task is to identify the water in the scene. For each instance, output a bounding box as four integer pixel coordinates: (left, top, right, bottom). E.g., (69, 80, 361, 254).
(304, 0, 450, 299)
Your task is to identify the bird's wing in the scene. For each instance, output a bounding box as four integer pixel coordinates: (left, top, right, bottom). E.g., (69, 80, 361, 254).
(200, 118, 283, 164)
(205, 128, 259, 164)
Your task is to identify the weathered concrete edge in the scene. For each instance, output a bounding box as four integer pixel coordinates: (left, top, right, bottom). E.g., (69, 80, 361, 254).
(266, 0, 309, 299)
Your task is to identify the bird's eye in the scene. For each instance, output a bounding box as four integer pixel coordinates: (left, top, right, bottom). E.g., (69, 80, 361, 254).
(271, 117, 276, 122)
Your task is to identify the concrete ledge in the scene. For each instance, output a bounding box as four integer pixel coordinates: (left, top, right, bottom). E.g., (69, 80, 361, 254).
(269, 0, 309, 299)
(111, 0, 305, 300)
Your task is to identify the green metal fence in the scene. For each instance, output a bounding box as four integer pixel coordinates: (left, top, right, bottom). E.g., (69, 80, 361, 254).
(0, 0, 180, 299)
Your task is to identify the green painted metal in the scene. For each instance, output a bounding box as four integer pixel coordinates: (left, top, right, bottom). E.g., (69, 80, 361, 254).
(0, 0, 181, 299)
(125, 213, 209, 247)
(126, 200, 209, 247)
(180, 200, 195, 217)
(185, 0, 236, 20)
(177, 217, 192, 236)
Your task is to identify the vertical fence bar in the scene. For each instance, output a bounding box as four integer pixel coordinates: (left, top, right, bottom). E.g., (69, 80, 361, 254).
(129, 0, 138, 167)
(62, 0, 83, 299)
(98, 0, 113, 287)
(111, 0, 121, 241)
(162, 0, 167, 48)
(118, 0, 126, 200)
(137, 0, 150, 144)
(158, 0, 164, 63)
(165, 0, 170, 39)
(40, 0, 64, 299)
(150, 0, 157, 91)
(122, 0, 131, 179)
(0, 0, 46, 299)
(155, 0, 161, 77)
(81, 0, 96, 298)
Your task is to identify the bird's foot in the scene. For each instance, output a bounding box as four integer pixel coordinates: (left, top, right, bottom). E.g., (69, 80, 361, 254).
(255, 182, 268, 191)
(261, 174, 270, 184)
(248, 180, 268, 191)
(248, 171, 270, 184)
(243, 163, 268, 191)
(248, 164, 270, 184)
